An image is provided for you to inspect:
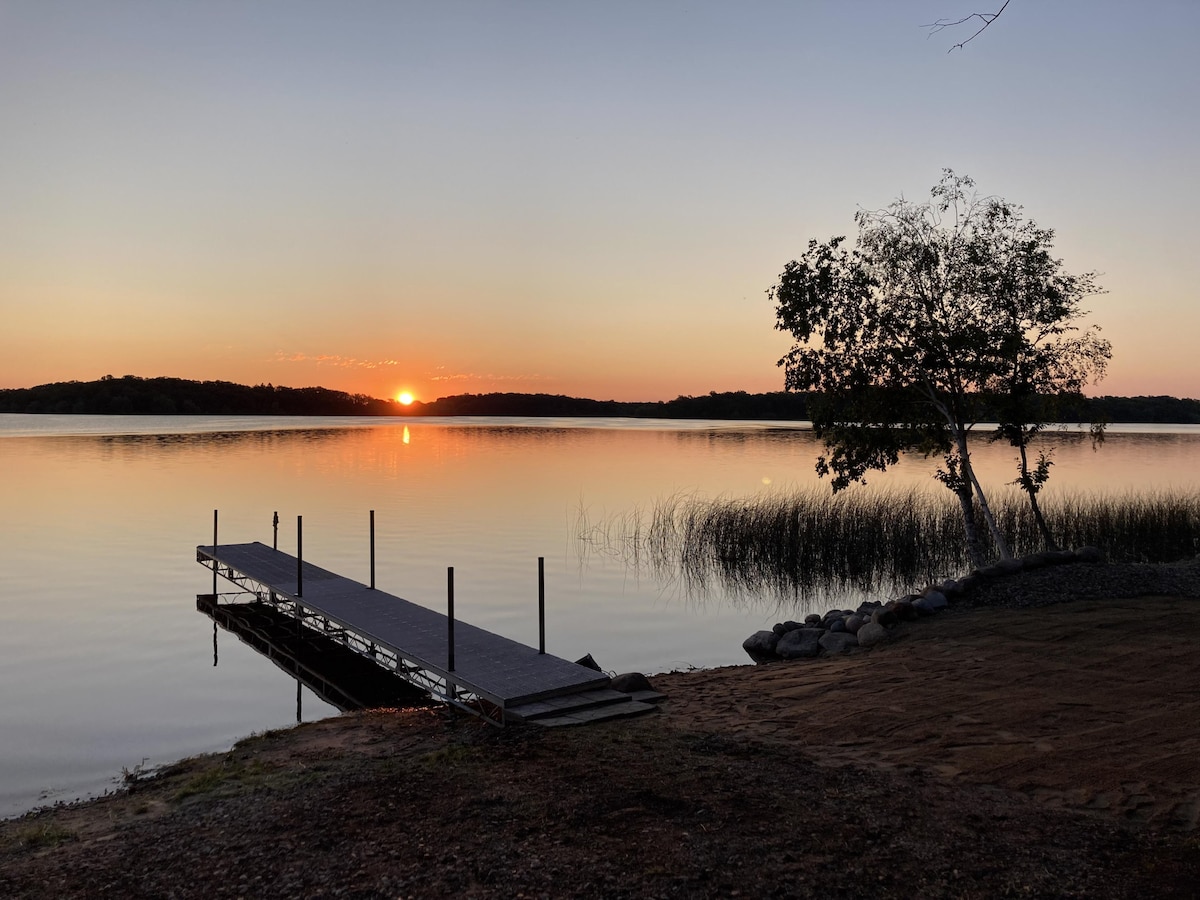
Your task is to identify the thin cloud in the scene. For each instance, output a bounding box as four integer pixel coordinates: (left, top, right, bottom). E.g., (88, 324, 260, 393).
(427, 368, 545, 385)
(273, 351, 401, 370)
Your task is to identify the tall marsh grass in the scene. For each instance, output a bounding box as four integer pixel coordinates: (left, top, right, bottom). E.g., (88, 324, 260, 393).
(575, 487, 1200, 606)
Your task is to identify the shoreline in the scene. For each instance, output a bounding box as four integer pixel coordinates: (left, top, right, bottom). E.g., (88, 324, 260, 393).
(4, 562, 1200, 897)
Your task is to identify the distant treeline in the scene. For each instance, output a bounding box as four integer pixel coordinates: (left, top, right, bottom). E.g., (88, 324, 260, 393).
(406, 390, 815, 419)
(0, 375, 394, 416)
(2, 376, 1198, 424)
(407, 390, 1200, 424)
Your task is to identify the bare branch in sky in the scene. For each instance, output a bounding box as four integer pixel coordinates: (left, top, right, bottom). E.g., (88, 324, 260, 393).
(925, 0, 1011, 52)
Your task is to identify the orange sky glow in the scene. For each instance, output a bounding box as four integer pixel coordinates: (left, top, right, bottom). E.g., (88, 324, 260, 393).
(1, 2, 1196, 403)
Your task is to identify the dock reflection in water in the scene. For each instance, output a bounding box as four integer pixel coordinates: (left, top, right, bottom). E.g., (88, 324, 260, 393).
(197, 595, 431, 718)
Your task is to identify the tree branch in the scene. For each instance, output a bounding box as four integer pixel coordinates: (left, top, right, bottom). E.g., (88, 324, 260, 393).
(925, 0, 1011, 52)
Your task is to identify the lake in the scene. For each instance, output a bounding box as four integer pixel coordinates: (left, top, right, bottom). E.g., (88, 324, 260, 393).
(2, 414, 1198, 818)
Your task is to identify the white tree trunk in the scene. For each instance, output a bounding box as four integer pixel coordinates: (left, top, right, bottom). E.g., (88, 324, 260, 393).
(926, 387, 1013, 563)
(952, 482, 987, 569)
(954, 428, 1012, 560)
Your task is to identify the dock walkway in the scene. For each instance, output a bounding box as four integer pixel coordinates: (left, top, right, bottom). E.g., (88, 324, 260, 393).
(197, 542, 659, 725)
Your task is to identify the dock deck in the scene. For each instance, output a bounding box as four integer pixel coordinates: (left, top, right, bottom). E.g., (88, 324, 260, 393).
(196, 541, 652, 725)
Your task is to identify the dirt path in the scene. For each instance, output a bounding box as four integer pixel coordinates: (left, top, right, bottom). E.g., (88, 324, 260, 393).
(654, 595, 1200, 831)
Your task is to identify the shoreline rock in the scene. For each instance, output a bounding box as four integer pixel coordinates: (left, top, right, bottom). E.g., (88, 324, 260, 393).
(742, 546, 1110, 663)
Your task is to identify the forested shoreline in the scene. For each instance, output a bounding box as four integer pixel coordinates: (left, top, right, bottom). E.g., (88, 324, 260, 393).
(1, 375, 1197, 424)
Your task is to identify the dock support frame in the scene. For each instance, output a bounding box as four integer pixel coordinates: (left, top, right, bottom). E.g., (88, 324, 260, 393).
(197, 548, 505, 726)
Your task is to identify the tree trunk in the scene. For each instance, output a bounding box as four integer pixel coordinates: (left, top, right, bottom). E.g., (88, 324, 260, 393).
(1017, 441, 1059, 550)
(955, 429, 1012, 560)
(927, 390, 1012, 564)
(953, 483, 987, 569)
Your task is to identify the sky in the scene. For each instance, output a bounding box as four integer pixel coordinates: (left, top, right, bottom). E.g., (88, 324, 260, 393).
(1, 1, 1197, 403)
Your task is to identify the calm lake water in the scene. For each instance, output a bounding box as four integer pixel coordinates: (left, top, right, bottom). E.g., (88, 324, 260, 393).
(1, 414, 1198, 818)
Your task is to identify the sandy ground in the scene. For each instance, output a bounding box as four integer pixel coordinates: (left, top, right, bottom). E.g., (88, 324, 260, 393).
(653, 595, 1200, 832)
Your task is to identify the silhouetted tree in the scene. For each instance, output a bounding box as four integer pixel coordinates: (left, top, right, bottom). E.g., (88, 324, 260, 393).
(978, 198, 1111, 548)
(771, 170, 1107, 566)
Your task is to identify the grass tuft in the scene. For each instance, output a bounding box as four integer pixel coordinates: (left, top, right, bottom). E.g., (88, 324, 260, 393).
(578, 487, 1200, 608)
(7, 822, 77, 850)
(171, 757, 270, 803)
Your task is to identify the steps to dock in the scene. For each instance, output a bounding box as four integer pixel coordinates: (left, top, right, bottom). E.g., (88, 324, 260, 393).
(505, 687, 667, 727)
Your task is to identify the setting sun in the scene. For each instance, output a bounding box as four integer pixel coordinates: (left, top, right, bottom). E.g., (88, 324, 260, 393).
(397, 391, 414, 406)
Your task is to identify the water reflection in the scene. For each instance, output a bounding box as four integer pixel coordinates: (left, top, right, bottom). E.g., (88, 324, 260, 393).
(1, 416, 1198, 819)
(198, 595, 427, 715)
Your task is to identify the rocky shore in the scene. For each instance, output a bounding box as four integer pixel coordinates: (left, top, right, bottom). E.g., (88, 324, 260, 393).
(742, 549, 1200, 662)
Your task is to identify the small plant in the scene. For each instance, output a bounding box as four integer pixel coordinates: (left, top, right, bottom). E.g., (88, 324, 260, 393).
(171, 757, 270, 803)
(9, 822, 76, 850)
(122, 757, 150, 784)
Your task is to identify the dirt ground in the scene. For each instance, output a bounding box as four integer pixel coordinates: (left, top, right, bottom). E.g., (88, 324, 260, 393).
(3, 576, 1200, 898)
(657, 595, 1200, 832)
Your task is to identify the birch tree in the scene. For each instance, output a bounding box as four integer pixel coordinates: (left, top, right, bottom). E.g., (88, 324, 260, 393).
(770, 170, 1107, 567)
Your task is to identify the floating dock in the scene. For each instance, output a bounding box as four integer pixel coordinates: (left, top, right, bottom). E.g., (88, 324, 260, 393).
(197, 541, 661, 726)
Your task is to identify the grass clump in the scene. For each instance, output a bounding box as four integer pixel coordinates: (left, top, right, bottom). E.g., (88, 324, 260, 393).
(579, 487, 1200, 607)
(6, 822, 77, 850)
(419, 743, 476, 768)
(1030, 490, 1200, 563)
(172, 757, 271, 803)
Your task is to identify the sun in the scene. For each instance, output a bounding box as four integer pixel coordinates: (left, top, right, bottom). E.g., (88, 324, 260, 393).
(396, 391, 414, 406)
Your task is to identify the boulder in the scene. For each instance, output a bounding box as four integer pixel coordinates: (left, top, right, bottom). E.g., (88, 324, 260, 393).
(828, 617, 847, 633)
(890, 599, 918, 622)
(856, 622, 889, 648)
(610, 672, 654, 693)
(776, 628, 823, 659)
(871, 608, 899, 628)
(742, 630, 780, 661)
(912, 597, 939, 616)
(804, 614, 823, 626)
(972, 564, 1005, 579)
(937, 579, 963, 597)
(920, 590, 948, 609)
(995, 557, 1025, 575)
(819, 632, 858, 653)
(844, 614, 865, 635)
(1022, 552, 1053, 570)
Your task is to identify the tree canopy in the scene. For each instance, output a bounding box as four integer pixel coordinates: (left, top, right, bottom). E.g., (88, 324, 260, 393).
(770, 170, 1110, 566)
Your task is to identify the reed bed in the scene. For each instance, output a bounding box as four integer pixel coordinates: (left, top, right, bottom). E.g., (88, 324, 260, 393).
(576, 487, 1200, 607)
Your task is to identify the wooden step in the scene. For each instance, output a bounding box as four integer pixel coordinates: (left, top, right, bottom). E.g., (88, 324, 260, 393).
(504, 688, 633, 723)
(523, 699, 659, 728)
(626, 689, 668, 706)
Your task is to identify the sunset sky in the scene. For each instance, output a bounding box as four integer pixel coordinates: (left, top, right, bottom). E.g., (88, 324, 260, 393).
(1, 1, 1197, 403)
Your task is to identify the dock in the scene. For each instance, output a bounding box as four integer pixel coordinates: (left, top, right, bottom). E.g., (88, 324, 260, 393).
(197, 541, 662, 726)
